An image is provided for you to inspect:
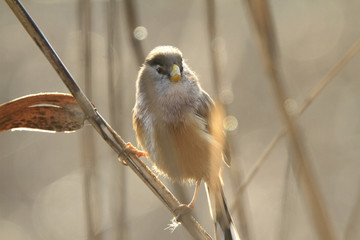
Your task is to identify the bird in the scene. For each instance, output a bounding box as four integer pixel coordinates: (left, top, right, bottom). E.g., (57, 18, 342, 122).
(132, 46, 240, 240)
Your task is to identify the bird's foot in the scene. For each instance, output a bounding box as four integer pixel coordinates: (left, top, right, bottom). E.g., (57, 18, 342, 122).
(173, 203, 194, 222)
(121, 143, 149, 166)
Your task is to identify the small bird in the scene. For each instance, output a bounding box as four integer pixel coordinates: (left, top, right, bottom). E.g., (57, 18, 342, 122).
(132, 46, 240, 240)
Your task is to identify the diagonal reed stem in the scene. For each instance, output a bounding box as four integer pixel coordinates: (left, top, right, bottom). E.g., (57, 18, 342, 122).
(297, 39, 360, 116)
(233, 39, 360, 200)
(5, 0, 212, 239)
(242, 0, 337, 239)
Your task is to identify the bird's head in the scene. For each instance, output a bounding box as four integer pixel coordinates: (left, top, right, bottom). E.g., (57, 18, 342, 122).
(136, 46, 201, 115)
(144, 46, 184, 83)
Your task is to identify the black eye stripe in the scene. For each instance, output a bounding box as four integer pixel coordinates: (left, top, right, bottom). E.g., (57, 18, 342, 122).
(155, 65, 166, 75)
(146, 53, 184, 76)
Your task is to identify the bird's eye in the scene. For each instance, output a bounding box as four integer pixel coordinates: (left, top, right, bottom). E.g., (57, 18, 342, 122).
(155, 65, 166, 75)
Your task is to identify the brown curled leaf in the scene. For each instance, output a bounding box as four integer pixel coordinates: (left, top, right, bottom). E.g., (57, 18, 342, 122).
(0, 93, 86, 133)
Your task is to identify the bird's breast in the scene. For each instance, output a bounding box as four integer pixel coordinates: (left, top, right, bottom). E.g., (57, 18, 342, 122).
(151, 112, 215, 182)
(155, 83, 198, 124)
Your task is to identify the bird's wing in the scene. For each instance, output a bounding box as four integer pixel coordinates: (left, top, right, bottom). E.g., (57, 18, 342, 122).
(196, 91, 214, 133)
(196, 91, 231, 166)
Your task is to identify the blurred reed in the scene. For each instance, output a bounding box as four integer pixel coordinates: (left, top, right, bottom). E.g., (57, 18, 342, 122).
(234, 39, 360, 201)
(241, 0, 337, 239)
(344, 182, 360, 240)
(124, 0, 145, 66)
(78, 1, 102, 239)
(105, 0, 129, 239)
(205, 0, 253, 239)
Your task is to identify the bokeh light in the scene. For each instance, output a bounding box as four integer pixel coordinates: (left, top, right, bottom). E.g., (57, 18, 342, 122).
(223, 115, 238, 131)
(133, 26, 148, 41)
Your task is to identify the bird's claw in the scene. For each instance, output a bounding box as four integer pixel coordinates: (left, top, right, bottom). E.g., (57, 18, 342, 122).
(125, 142, 149, 158)
(120, 143, 149, 166)
(173, 204, 194, 222)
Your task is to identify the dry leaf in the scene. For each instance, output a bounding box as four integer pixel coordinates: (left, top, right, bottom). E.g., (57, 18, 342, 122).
(0, 93, 86, 133)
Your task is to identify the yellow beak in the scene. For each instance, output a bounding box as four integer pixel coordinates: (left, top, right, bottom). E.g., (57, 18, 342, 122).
(170, 64, 181, 82)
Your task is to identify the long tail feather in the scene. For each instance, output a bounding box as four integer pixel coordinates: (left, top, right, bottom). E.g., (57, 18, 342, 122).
(206, 183, 241, 240)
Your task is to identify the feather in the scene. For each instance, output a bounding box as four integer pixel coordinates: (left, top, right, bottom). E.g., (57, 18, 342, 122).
(206, 182, 241, 240)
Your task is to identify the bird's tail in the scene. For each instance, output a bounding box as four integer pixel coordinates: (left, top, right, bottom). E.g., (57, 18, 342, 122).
(206, 183, 240, 240)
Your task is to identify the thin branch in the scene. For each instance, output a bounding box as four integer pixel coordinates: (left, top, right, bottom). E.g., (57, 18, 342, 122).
(5, 1, 212, 239)
(297, 39, 360, 116)
(242, 0, 337, 239)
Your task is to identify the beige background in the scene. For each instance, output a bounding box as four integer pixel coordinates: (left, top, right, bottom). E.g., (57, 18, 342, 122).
(0, 0, 359, 239)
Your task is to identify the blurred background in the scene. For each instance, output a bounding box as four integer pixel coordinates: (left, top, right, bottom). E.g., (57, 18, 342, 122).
(0, 0, 360, 239)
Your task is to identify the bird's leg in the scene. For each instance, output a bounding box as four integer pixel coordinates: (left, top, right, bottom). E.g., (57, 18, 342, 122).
(121, 142, 149, 165)
(174, 180, 201, 221)
(188, 179, 201, 209)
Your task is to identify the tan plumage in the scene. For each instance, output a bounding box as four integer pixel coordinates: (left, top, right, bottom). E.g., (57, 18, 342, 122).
(133, 46, 240, 240)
